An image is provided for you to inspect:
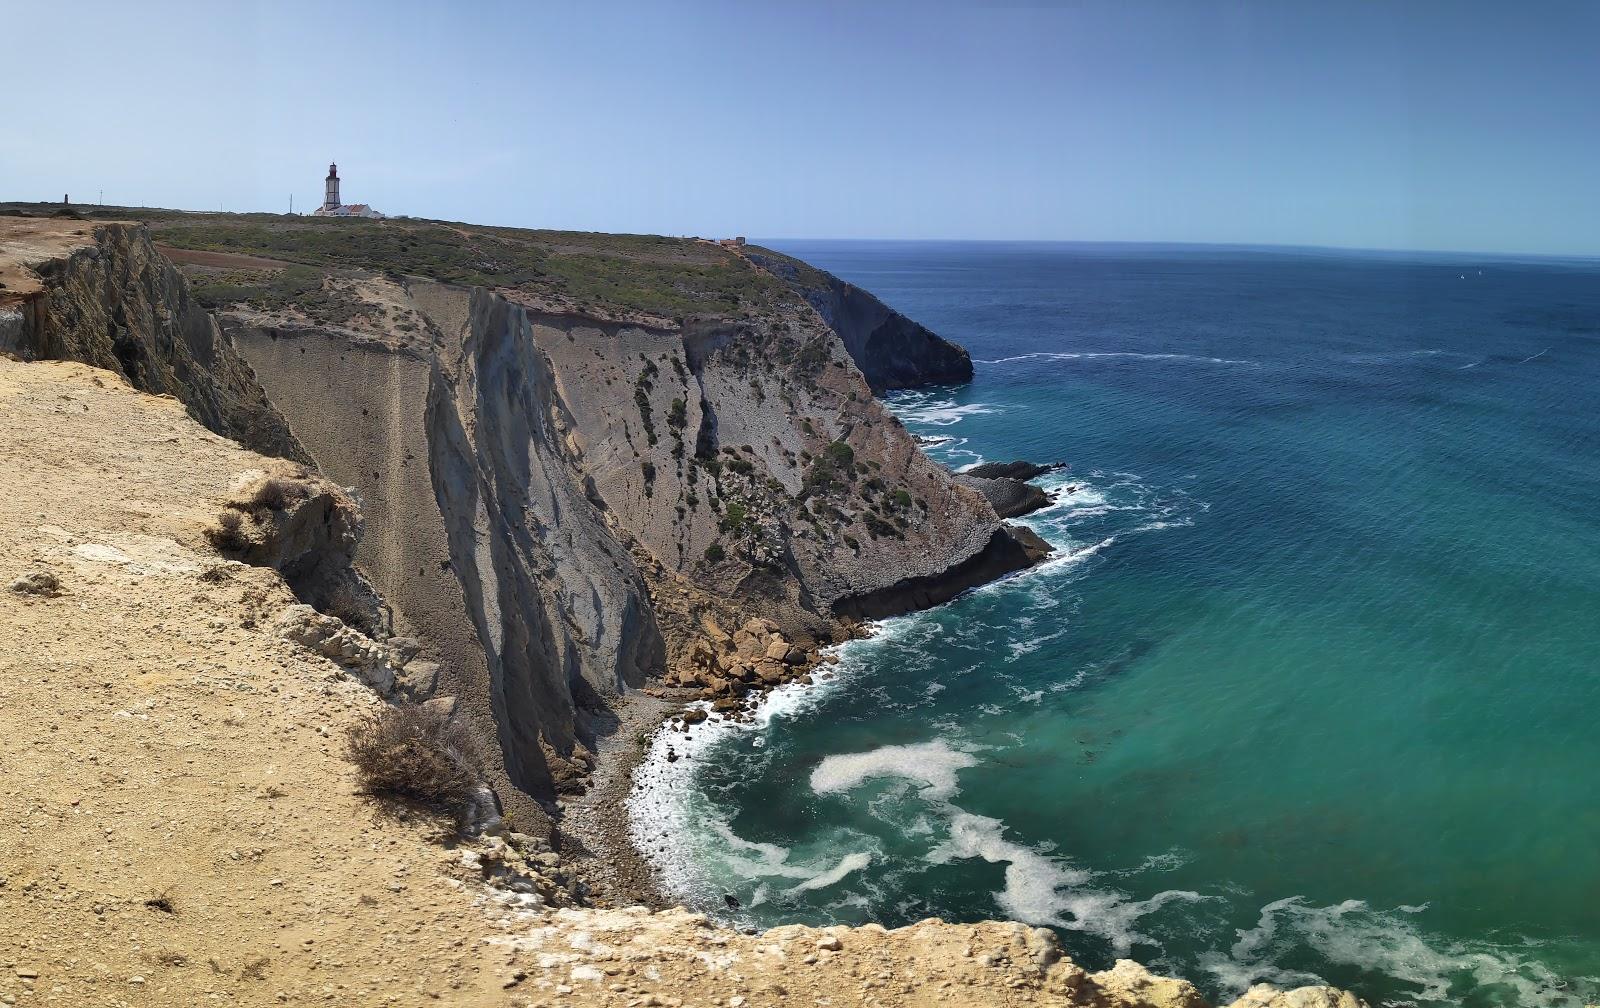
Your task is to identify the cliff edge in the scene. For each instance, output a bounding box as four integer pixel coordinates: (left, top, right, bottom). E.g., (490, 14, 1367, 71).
(742, 244, 974, 391)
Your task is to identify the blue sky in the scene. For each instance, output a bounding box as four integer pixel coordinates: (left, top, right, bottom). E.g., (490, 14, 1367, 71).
(6, 1, 1600, 254)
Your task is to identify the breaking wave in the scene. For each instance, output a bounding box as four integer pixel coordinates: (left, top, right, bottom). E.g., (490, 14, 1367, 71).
(975, 351, 1259, 366)
(1203, 898, 1594, 1007)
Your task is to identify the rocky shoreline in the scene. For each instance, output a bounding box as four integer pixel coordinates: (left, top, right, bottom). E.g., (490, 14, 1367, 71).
(559, 615, 846, 911)
(558, 689, 680, 909)
(559, 461, 1068, 911)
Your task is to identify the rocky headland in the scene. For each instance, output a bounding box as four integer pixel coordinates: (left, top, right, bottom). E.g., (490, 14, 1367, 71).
(0, 208, 1364, 1007)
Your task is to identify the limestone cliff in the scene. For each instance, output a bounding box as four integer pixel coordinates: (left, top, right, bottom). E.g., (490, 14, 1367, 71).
(743, 244, 974, 391)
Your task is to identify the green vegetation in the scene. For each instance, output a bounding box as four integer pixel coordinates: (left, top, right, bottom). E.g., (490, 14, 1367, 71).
(719, 501, 751, 534)
(147, 214, 800, 319)
(742, 245, 833, 292)
(189, 265, 366, 324)
(803, 439, 862, 496)
(864, 515, 903, 539)
(634, 363, 659, 446)
(704, 542, 725, 564)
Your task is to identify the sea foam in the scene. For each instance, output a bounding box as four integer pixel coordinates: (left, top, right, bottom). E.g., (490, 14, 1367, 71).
(1204, 897, 1593, 1007)
(810, 740, 977, 801)
(975, 350, 1258, 367)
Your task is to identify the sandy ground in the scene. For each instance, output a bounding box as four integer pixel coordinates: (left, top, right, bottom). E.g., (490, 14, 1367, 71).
(0, 358, 527, 1006)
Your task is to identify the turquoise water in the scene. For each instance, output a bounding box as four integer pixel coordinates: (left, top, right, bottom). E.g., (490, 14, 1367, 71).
(628, 242, 1600, 1007)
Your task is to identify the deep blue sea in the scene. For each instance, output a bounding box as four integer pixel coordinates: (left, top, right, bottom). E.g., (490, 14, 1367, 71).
(629, 241, 1600, 1007)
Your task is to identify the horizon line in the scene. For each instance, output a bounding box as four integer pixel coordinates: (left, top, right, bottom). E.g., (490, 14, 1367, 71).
(754, 235, 1600, 264)
(8, 198, 1597, 265)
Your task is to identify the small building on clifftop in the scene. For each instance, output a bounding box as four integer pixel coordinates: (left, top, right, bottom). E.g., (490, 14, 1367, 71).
(313, 162, 385, 219)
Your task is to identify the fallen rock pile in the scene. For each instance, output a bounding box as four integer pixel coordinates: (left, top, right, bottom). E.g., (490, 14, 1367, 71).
(658, 617, 830, 711)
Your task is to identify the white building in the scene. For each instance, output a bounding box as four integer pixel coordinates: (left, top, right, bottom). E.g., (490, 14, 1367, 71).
(312, 162, 385, 218)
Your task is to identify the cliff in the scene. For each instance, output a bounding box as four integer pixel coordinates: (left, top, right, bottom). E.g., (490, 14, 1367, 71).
(69, 211, 1041, 821)
(742, 244, 974, 391)
(0, 215, 1366, 1008)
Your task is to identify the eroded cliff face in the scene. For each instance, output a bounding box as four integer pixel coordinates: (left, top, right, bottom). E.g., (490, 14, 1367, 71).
(177, 235, 1039, 813)
(516, 291, 1018, 627)
(425, 289, 665, 797)
(743, 245, 974, 391)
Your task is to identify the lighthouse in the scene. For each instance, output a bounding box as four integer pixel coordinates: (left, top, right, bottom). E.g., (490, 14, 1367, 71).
(312, 161, 385, 218)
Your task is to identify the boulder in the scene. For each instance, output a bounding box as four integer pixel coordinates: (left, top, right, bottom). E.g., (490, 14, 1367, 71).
(733, 631, 765, 661)
(1084, 959, 1207, 1008)
(9, 570, 62, 597)
(756, 661, 788, 685)
(955, 474, 1052, 519)
(764, 638, 792, 662)
(273, 603, 396, 693)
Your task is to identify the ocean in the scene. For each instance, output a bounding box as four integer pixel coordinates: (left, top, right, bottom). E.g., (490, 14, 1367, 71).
(627, 240, 1600, 1007)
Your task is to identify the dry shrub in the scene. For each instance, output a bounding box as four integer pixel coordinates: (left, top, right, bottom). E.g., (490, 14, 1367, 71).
(243, 476, 311, 513)
(204, 509, 250, 553)
(346, 702, 486, 812)
(319, 578, 375, 633)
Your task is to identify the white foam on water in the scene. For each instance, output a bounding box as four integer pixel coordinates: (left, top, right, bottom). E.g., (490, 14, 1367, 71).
(929, 811, 1208, 957)
(810, 741, 977, 801)
(885, 393, 1001, 427)
(1006, 627, 1068, 661)
(1130, 517, 1195, 533)
(1206, 897, 1592, 1007)
(1019, 536, 1117, 580)
(786, 852, 874, 894)
(975, 351, 1258, 367)
(626, 639, 871, 899)
(1119, 850, 1192, 875)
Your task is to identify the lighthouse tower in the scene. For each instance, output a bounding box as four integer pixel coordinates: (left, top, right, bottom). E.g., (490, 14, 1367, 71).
(323, 163, 340, 212)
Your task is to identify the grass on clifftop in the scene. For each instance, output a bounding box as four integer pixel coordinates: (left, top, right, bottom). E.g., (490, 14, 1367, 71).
(145, 213, 794, 320)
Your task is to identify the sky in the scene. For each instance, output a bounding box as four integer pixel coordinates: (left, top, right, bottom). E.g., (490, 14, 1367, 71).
(6, 0, 1600, 255)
